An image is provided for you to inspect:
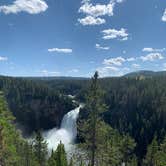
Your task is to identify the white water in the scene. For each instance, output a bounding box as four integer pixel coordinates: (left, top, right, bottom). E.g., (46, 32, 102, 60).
(43, 105, 82, 152)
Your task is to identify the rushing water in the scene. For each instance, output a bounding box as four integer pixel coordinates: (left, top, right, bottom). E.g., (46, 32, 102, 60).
(43, 104, 82, 152)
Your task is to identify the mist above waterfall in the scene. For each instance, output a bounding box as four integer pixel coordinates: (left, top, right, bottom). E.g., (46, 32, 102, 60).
(43, 105, 82, 152)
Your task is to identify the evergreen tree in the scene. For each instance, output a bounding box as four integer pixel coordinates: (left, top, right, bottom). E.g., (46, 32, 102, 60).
(48, 150, 57, 166)
(79, 72, 108, 166)
(55, 141, 67, 166)
(143, 136, 166, 166)
(157, 137, 166, 166)
(120, 134, 136, 164)
(143, 137, 159, 166)
(0, 92, 38, 166)
(0, 92, 19, 166)
(48, 142, 67, 166)
(127, 155, 138, 166)
(33, 131, 48, 166)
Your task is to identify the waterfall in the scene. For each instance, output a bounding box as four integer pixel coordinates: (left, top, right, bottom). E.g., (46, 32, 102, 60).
(43, 104, 82, 152)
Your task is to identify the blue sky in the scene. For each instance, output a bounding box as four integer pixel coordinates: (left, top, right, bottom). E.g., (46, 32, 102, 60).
(0, 0, 166, 77)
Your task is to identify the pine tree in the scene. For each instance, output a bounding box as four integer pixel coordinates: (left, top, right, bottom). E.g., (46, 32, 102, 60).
(48, 142, 67, 166)
(79, 72, 108, 166)
(55, 141, 67, 166)
(0, 92, 19, 166)
(0, 124, 4, 166)
(158, 136, 166, 166)
(48, 150, 57, 166)
(127, 155, 138, 166)
(0, 92, 39, 166)
(120, 134, 136, 164)
(33, 131, 48, 166)
(143, 137, 159, 166)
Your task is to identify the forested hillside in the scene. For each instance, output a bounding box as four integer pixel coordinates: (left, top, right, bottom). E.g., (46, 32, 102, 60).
(0, 76, 76, 133)
(77, 76, 166, 163)
(0, 73, 166, 165)
(0, 93, 74, 165)
(35, 74, 166, 163)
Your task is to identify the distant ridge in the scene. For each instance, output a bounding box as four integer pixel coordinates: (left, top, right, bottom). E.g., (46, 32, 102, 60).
(22, 76, 89, 81)
(1, 70, 166, 80)
(124, 70, 166, 78)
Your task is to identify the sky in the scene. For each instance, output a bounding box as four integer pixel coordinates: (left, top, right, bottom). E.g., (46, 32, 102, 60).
(0, 0, 166, 77)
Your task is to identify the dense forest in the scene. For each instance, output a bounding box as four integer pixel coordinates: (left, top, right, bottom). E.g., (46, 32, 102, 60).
(36, 74, 166, 163)
(0, 76, 76, 133)
(0, 72, 166, 165)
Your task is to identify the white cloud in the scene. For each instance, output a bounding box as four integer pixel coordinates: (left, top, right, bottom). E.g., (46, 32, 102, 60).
(102, 28, 129, 41)
(127, 57, 136, 62)
(140, 53, 164, 61)
(78, 16, 105, 25)
(103, 56, 136, 66)
(132, 63, 140, 68)
(79, 1, 114, 18)
(81, 0, 90, 4)
(162, 9, 166, 22)
(97, 54, 139, 77)
(48, 48, 72, 54)
(142, 48, 154, 52)
(142, 47, 166, 52)
(78, 0, 125, 26)
(40, 70, 60, 76)
(0, 0, 48, 14)
(0, 56, 8, 61)
(116, 0, 125, 3)
(97, 66, 120, 77)
(103, 56, 126, 66)
(95, 43, 110, 50)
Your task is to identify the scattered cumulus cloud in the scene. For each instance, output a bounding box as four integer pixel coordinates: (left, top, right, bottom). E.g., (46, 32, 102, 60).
(48, 48, 72, 54)
(142, 47, 166, 52)
(103, 56, 136, 66)
(0, 56, 8, 61)
(97, 66, 120, 77)
(95, 43, 110, 50)
(127, 57, 136, 62)
(140, 53, 164, 61)
(102, 28, 129, 41)
(162, 9, 166, 22)
(96, 44, 166, 77)
(103, 56, 126, 66)
(0, 0, 48, 14)
(79, 1, 114, 18)
(78, 16, 105, 25)
(78, 0, 125, 26)
(116, 0, 125, 3)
